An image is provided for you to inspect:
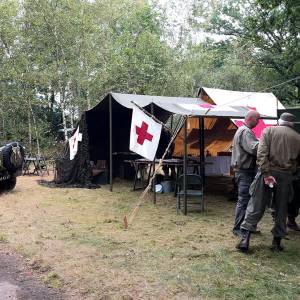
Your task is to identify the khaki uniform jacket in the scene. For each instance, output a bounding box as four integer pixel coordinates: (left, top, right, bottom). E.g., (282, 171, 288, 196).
(231, 125, 259, 171)
(257, 125, 300, 175)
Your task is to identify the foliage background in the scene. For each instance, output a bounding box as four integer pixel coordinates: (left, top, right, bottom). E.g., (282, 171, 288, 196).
(0, 0, 299, 154)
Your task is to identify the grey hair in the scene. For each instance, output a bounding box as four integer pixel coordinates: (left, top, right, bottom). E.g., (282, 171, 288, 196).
(278, 119, 294, 127)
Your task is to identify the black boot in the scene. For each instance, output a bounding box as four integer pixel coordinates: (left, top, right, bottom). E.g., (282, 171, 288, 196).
(271, 237, 284, 252)
(287, 217, 300, 231)
(236, 230, 251, 252)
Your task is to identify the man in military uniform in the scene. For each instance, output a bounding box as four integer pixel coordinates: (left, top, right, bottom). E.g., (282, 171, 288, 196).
(287, 167, 300, 231)
(237, 112, 300, 252)
(231, 110, 260, 236)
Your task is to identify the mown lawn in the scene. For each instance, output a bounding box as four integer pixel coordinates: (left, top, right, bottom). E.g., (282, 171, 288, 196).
(0, 175, 299, 299)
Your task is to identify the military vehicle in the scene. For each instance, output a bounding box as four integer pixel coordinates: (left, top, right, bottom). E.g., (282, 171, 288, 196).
(0, 142, 24, 192)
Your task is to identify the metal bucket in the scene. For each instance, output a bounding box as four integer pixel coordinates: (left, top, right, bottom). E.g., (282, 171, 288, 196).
(155, 184, 163, 193)
(161, 180, 174, 193)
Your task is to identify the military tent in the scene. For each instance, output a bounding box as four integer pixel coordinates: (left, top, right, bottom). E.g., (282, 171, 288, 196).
(55, 92, 271, 187)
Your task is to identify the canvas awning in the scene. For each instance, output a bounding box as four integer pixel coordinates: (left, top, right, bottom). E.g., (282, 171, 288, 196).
(107, 93, 275, 119)
(198, 87, 284, 118)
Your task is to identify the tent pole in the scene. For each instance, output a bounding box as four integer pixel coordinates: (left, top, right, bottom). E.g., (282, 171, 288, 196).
(109, 94, 113, 192)
(151, 103, 156, 204)
(199, 117, 205, 212)
(200, 117, 205, 185)
(183, 117, 187, 215)
(198, 116, 201, 176)
(276, 98, 279, 124)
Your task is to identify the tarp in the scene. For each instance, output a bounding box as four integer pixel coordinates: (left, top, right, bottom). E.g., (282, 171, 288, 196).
(110, 92, 273, 118)
(173, 87, 284, 157)
(199, 87, 285, 139)
(198, 87, 284, 118)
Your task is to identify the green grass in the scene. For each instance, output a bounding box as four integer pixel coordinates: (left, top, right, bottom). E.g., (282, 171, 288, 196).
(43, 272, 62, 289)
(0, 234, 8, 243)
(0, 177, 299, 299)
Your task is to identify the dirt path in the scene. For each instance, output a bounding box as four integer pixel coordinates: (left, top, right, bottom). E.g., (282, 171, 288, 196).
(0, 246, 64, 300)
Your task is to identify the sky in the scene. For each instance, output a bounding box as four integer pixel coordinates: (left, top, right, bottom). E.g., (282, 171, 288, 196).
(156, 0, 194, 25)
(150, 0, 196, 44)
(151, 0, 226, 45)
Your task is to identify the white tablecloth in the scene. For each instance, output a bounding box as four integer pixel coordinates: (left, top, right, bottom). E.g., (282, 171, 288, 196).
(205, 156, 231, 176)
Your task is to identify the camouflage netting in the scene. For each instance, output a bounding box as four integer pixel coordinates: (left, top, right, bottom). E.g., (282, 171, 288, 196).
(54, 113, 94, 187)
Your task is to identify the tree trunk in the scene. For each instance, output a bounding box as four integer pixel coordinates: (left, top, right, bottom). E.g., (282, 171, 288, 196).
(0, 109, 5, 140)
(28, 97, 40, 157)
(70, 108, 74, 130)
(1, 115, 5, 140)
(60, 88, 68, 141)
(86, 90, 91, 110)
(87, 96, 91, 110)
(28, 109, 32, 154)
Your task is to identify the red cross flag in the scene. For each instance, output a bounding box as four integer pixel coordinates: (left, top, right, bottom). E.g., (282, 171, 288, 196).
(69, 126, 83, 160)
(129, 107, 162, 160)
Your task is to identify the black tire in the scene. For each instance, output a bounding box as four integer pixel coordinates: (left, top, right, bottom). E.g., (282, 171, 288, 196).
(5, 177, 16, 191)
(2, 142, 24, 173)
(0, 180, 6, 193)
(0, 177, 16, 193)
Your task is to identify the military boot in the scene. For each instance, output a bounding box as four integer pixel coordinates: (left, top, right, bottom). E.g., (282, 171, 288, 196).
(236, 230, 251, 252)
(287, 217, 300, 231)
(271, 237, 284, 252)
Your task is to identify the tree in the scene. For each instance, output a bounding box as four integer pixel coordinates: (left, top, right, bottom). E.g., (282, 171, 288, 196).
(192, 0, 300, 103)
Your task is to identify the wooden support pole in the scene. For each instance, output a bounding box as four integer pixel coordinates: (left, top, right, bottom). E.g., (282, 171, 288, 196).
(151, 103, 156, 204)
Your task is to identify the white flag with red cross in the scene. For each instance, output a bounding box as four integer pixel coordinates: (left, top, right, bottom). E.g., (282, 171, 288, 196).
(69, 126, 83, 160)
(129, 107, 162, 160)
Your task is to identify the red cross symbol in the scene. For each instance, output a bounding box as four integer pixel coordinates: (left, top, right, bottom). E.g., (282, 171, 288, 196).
(135, 121, 153, 145)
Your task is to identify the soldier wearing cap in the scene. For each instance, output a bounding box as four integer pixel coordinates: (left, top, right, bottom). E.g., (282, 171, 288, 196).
(237, 112, 300, 252)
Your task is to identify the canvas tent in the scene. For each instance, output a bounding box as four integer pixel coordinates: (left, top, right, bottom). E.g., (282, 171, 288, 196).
(173, 87, 285, 158)
(55, 93, 175, 187)
(55, 92, 276, 188)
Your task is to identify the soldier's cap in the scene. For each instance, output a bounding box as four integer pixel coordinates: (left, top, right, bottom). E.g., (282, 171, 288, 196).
(279, 112, 296, 123)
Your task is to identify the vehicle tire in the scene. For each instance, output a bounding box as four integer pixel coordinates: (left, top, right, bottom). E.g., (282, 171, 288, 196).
(5, 177, 16, 191)
(0, 177, 16, 193)
(2, 143, 24, 173)
(0, 180, 6, 193)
